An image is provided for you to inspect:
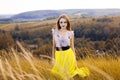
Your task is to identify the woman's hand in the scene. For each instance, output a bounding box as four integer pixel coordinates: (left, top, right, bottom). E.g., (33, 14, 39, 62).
(51, 58, 55, 66)
(76, 60, 78, 68)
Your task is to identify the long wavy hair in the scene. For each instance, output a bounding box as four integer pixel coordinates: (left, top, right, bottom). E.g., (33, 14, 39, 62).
(56, 14, 71, 30)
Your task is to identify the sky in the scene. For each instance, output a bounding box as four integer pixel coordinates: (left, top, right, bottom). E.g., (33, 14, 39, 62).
(0, 0, 120, 15)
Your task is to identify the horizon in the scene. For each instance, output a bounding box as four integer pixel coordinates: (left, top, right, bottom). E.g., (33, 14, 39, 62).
(0, 0, 120, 15)
(0, 8, 120, 15)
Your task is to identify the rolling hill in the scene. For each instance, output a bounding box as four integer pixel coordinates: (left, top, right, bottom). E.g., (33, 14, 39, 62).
(0, 9, 120, 23)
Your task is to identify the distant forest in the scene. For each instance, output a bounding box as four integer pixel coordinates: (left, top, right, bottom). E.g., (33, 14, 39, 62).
(0, 16, 120, 57)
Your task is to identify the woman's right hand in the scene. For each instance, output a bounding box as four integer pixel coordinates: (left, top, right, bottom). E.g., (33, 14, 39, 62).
(51, 58, 55, 66)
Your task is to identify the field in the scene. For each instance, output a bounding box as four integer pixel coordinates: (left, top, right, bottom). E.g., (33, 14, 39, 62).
(0, 41, 120, 80)
(0, 15, 120, 80)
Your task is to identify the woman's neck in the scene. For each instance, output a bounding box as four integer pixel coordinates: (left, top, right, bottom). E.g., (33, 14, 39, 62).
(60, 29, 67, 32)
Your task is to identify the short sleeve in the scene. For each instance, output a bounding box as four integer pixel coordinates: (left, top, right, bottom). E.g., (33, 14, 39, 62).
(71, 31, 74, 36)
(51, 28, 54, 35)
(68, 31, 74, 38)
(51, 28, 58, 36)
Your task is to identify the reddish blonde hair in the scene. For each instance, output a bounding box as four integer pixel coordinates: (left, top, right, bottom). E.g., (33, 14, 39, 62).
(56, 14, 71, 30)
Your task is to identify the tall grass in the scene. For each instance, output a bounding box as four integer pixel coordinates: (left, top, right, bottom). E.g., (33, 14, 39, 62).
(0, 41, 120, 80)
(0, 41, 61, 80)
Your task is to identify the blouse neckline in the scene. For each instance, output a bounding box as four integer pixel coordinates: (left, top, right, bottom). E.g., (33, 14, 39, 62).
(57, 30, 69, 38)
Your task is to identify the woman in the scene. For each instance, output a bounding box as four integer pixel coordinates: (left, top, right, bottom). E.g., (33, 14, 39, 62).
(51, 14, 90, 79)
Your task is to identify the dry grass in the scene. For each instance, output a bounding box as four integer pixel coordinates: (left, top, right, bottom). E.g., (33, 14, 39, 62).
(0, 41, 119, 80)
(0, 19, 57, 31)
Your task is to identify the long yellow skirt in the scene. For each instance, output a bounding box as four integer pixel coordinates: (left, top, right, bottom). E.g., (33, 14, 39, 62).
(51, 48, 90, 79)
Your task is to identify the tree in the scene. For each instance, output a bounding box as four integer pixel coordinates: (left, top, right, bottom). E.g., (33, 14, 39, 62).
(14, 24, 20, 31)
(0, 30, 14, 50)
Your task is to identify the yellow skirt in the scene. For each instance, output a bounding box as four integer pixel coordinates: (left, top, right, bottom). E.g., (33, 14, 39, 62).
(51, 48, 90, 79)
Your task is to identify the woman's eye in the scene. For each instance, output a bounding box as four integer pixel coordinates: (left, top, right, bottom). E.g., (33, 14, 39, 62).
(60, 21, 67, 23)
(64, 22, 67, 23)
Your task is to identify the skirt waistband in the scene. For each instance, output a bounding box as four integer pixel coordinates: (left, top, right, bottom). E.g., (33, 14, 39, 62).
(56, 46, 70, 51)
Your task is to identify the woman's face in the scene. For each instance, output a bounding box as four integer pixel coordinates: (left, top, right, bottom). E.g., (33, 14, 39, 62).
(59, 18, 67, 30)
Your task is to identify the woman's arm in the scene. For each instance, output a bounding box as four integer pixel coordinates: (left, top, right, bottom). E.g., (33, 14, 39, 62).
(70, 33, 76, 55)
(52, 34, 55, 65)
(70, 32, 78, 67)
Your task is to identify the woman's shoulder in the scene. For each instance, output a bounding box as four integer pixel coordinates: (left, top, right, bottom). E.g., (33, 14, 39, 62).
(68, 30, 74, 35)
(51, 28, 58, 34)
(67, 30, 74, 38)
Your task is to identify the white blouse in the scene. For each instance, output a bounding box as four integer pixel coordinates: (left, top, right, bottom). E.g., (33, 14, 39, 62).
(52, 29, 74, 47)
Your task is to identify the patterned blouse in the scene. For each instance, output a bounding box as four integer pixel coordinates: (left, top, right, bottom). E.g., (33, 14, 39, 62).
(52, 29, 74, 47)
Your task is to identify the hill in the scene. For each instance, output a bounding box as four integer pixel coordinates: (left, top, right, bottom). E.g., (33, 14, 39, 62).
(0, 9, 120, 22)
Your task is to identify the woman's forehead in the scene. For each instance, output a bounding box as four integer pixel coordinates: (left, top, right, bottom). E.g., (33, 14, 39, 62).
(59, 18, 66, 21)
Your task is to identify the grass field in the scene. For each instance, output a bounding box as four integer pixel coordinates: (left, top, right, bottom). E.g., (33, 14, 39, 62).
(0, 42, 119, 80)
(0, 16, 120, 80)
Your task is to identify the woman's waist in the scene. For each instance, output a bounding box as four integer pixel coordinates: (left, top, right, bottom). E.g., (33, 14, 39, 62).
(55, 46, 70, 51)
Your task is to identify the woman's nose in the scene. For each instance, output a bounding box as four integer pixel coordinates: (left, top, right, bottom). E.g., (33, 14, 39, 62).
(63, 23, 66, 25)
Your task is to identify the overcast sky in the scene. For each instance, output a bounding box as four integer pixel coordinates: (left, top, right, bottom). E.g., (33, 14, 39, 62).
(0, 0, 120, 14)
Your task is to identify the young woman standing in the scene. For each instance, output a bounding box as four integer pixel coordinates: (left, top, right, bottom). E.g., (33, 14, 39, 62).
(51, 14, 90, 79)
